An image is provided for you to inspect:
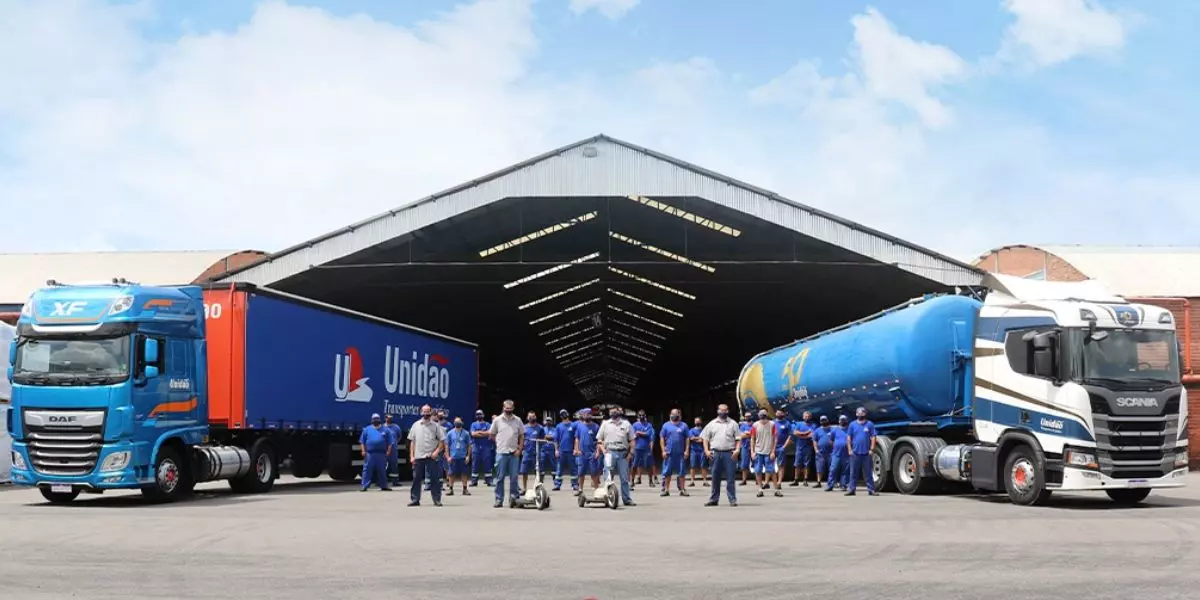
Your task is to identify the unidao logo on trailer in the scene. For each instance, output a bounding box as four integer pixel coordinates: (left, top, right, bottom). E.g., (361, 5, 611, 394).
(384, 346, 452, 400)
(333, 347, 374, 403)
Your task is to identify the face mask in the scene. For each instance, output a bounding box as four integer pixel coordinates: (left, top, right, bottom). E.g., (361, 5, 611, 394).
(527, 416, 536, 423)
(858, 416, 866, 422)
(421, 414, 431, 420)
(670, 415, 680, 422)
(503, 408, 513, 414)
(610, 414, 620, 421)
(371, 421, 380, 426)
(717, 412, 728, 419)
(804, 416, 812, 423)
(454, 422, 463, 428)
(476, 415, 484, 421)
(638, 415, 645, 421)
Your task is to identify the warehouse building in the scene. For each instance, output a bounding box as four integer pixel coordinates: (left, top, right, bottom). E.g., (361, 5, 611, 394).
(217, 134, 983, 415)
(0, 250, 266, 323)
(974, 244, 1200, 462)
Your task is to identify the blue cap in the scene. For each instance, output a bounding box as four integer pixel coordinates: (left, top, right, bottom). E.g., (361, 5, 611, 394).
(371, 413, 381, 420)
(580, 408, 592, 415)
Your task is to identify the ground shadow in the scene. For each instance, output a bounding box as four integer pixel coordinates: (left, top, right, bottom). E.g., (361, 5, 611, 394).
(952, 490, 1200, 510)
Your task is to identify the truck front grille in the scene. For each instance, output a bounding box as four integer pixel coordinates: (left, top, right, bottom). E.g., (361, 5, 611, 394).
(1090, 394, 1181, 480)
(22, 410, 106, 476)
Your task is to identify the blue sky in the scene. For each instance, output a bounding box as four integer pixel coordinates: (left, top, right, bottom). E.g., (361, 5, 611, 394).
(1, 0, 1197, 260)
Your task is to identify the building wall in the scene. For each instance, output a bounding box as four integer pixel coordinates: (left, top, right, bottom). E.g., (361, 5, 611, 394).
(976, 246, 1200, 466)
(974, 245, 1089, 281)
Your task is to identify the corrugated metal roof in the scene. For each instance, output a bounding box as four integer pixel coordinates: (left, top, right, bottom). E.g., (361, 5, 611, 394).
(219, 134, 983, 287)
(1037, 245, 1200, 297)
(0, 250, 243, 304)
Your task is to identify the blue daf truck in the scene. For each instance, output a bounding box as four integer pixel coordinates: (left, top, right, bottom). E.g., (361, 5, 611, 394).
(6, 280, 478, 503)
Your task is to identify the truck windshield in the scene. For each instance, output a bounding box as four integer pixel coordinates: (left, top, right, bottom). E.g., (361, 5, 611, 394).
(12, 336, 131, 385)
(1079, 329, 1181, 386)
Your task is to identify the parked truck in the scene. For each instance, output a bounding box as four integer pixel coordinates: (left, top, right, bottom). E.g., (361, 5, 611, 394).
(5, 281, 478, 503)
(737, 274, 1188, 506)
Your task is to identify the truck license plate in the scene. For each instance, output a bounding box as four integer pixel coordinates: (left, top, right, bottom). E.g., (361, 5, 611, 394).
(50, 484, 72, 494)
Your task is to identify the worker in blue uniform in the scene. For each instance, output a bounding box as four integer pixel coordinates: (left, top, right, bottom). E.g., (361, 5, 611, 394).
(632, 411, 654, 487)
(790, 411, 815, 487)
(846, 407, 879, 496)
(826, 415, 850, 492)
(359, 413, 393, 492)
(738, 412, 752, 486)
(553, 410, 577, 492)
(658, 408, 691, 497)
(445, 417, 472, 496)
(519, 411, 545, 493)
(688, 417, 707, 487)
(540, 417, 557, 484)
(469, 410, 494, 486)
(573, 408, 601, 495)
(771, 409, 791, 494)
(812, 415, 834, 489)
(383, 414, 403, 486)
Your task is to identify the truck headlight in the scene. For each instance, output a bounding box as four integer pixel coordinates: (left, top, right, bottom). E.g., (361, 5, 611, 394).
(1065, 449, 1098, 470)
(12, 451, 26, 470)
(100, 451, 131, 472)
(1175, 452, 1189, 468)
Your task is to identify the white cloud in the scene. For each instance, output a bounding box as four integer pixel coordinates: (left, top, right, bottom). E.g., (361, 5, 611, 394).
(0, 0, 1193, 261)
(568, 0, 640, 20)
(1000, 0, 1129, 67)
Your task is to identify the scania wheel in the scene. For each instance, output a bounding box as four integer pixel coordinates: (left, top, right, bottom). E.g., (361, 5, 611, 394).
(39, 487, 80, 504)
(1003, 444, 1051, 506)
(229, 439, 277, 494)
(1106, 488, 1151, 506)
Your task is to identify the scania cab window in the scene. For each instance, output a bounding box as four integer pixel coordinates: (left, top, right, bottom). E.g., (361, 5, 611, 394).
(11, 337, 131, 384)
(1079, 329, 1180, 385)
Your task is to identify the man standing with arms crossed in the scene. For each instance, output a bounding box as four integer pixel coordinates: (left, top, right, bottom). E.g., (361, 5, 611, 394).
(658, 408, 691, 497)
(596, 407, 637, 507)
(382, 414, 403, 486)
(407, 405, 447, 507)
(750, 410, 779, 498)
(701, 404, 741, 507)
(445, 416, 472, 496)
(573, 408, 601, 495)
(469, 410, 494, 487)
(687, 417, 707, 487)
(489, 400, 525, 508)
(631, 410, 654, 487)
(790, 410, 815, 487)
(846, 407, 879, 496)
(738, 411, 753, 486)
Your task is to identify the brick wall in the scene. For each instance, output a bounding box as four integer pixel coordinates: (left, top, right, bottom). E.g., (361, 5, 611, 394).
(974, 245, 1089, 281)
(976, 246, 1200, 466)
(192, 250, 268, 283)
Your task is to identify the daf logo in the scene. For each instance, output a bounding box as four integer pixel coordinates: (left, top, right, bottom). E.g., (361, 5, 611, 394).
(48, 415, 77, 424)
(1116, 397, 1159, 408)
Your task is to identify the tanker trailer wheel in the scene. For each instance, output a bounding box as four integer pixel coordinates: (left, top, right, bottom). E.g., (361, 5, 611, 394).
(230, 439, 277, 494)
(39, 487, 80, 504)
(1003, 444, 1051, 506)
(891, 445, 934, 495)
(142, 445, 193, 504)
(871, 445, 894, 493)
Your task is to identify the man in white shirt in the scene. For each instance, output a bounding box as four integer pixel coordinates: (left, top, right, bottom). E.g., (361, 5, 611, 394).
(596, 407, 637, 507)
(701, 404, 742, 507)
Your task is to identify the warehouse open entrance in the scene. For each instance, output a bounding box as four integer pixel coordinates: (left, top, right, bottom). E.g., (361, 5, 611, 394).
(219, 135, 982, 419)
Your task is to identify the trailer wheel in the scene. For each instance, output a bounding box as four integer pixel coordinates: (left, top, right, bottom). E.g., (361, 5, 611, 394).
(892, 448, 936, 494)
(142, 445, 193, 504)
(871, 446, 894, 493)
(1106, 488, 1151, 506)
(39, 487, 80, 504)
(229, 439, 277, 494)
(1003, 444, 1051, 506)
(535, 486, 549, 510)
(577, 492, 586, 508)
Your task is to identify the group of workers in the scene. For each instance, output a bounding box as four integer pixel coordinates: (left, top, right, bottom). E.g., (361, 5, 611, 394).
(357, 398, 881, 508)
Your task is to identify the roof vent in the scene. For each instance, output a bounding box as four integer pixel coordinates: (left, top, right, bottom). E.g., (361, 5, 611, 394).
(581, 145, 598, 158)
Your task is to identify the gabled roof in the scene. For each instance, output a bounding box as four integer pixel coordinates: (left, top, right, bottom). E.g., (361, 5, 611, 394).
(219, 134, 982, 287)
(0, 250, 249, 304)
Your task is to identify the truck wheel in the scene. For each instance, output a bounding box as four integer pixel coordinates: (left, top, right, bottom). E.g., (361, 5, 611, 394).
(141, 446, 193, 504)
(39, 488, 80, 504)
(1106, 488, 1151, 506)
(328, 466, 359, 482)
(871, 445, 894, 493)
(892, 446, 933, 495)
(1003, 444, 1051, 506)
(229, 439, 277, 494)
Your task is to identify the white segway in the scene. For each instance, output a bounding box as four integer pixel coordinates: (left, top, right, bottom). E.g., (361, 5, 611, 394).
(510, 439, 551, 510)
(577, 451, 620, 510)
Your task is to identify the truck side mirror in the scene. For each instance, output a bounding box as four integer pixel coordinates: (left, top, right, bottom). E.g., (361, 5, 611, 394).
(145, 365, 160, 380)
(144, 338, 160, 364)
(5, 366, 12, 384)
(1029, 331, 1058, 379)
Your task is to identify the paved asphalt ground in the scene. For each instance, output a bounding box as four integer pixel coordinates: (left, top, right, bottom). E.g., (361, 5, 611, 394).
(3, 477, 1200, 600)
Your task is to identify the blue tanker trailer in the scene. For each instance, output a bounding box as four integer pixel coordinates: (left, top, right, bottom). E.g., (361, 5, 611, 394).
(736, 275, 1188, 506)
